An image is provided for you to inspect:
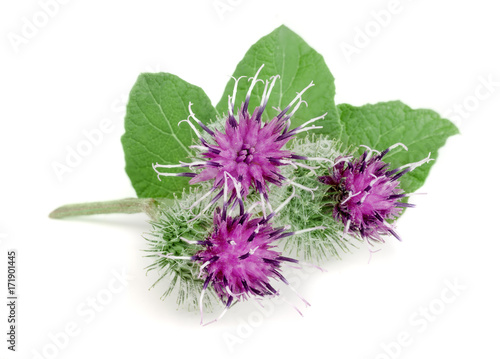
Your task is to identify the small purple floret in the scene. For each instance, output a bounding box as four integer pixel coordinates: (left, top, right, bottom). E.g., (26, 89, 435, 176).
(319, 145, 429, 243)
(152, 65, 326, 202)
(195, 206, 292, 303)
(189, 106, 294, 200)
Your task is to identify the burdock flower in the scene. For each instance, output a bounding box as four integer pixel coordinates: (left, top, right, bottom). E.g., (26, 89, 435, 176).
(152, 65, 326, 205)
(160, 173, 323, 325)
(319, 144, 433, 243)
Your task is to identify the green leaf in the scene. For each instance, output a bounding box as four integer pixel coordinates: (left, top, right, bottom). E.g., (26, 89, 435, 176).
(338, 101, 459, 193)
(216, 25, 341, 138)
(121, 73, 217, 198)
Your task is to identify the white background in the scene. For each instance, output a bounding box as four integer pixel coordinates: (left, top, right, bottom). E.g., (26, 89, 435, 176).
(1, 0, 499, 358)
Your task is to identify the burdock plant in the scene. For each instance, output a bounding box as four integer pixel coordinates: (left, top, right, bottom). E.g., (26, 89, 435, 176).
(49, 25, 458, 324)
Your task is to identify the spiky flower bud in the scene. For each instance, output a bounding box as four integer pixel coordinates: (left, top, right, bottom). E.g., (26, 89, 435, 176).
(195, 206, 293, 302)
(191, 204, 313, 325)
(153, 65, 326, 203)
(150, 172, 322, 325)
(319, 144, 433, 243)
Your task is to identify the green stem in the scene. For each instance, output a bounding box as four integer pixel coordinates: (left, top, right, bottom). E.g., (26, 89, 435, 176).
(49, 198, 162, 220)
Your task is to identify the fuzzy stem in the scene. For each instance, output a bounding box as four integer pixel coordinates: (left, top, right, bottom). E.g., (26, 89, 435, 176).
(49, 198, 165, 220)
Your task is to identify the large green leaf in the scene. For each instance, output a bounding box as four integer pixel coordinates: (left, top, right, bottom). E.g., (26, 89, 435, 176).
(216, 25, 341, 138)
(121, 73, 217, 198)
(338, 101, 459, 193)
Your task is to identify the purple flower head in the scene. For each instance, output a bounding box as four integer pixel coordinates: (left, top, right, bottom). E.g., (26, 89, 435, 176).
(319, 144, 433, 243)
(160, 174, 323, 325)
(153, 65, 326, 202)
(196, 206, 290, 301)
